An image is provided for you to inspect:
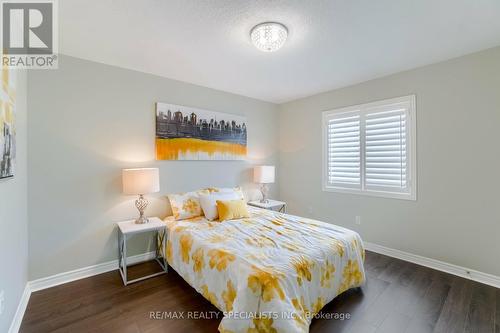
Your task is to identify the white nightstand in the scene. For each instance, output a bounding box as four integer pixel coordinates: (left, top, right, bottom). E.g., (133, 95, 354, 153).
(248, 199, 287, 213)
(116, 217, 168, 286)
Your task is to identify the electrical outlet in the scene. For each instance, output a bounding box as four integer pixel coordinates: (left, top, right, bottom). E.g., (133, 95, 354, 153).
(0, 290, 4, 315)
(307, 206, 313, 214)
(355, 216, 361, 225)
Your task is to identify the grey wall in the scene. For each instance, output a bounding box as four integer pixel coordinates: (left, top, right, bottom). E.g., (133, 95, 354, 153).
(279, 46, 500, 277)
(28, 55, 279, 280)
(0, 70, 28, 332)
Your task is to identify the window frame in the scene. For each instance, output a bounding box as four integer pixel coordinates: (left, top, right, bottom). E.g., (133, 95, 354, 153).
(322, 95, 417, 201)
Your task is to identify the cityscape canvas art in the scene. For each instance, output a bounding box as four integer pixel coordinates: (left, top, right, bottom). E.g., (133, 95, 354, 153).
(0, 66, 15, 179)
(156, 103, 247, 160)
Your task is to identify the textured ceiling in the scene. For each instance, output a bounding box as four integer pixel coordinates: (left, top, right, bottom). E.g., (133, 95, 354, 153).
(60, 0, 500, 103)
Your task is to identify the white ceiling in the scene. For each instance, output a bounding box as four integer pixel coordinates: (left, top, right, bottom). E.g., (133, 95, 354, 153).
(60, 0, 500, 103)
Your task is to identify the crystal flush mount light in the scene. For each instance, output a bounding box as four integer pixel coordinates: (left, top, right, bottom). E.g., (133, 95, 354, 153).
(250, 22, 288, 52)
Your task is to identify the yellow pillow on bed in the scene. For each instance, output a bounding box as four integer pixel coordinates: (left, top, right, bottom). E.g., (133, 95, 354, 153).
(216, 199, 250, 221)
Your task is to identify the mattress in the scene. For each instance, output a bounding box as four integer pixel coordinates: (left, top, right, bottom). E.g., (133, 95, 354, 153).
(163, 206, 366, 333)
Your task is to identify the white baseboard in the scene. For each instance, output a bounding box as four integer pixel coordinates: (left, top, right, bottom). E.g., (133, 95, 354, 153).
(8, 284, 31, 333)
(364, 242, 500, 289)
(8, 251, 156, 333)
(29, 251, 156, 292)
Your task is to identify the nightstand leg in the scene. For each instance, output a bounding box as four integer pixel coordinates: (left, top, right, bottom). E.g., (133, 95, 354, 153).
(162, 229, 168, 272)
(155, 229, 168, 273)
(119, 233, 128, 285)
(123, 234, 127, 284)
(118, 231, 121, 271)
(118, 231, 126, 285)
(279, 204, 285, 213)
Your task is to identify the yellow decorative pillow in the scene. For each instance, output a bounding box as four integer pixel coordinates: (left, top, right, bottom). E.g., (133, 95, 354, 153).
(216, 199, 250, 221)
(168, 189, 209, 220)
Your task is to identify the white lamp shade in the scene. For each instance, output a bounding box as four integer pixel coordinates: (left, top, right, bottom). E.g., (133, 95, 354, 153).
(253, 165, 275, 184)
(122, 168, 160, 195)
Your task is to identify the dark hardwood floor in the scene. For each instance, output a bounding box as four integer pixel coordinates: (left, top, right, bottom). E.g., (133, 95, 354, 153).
(20, 251, 499, 333)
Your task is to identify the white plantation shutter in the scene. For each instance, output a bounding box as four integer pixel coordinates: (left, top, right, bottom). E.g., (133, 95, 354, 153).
(365, 106, 409, 193)
(323, 96, 416, 200)
(326, 114, 361, 189)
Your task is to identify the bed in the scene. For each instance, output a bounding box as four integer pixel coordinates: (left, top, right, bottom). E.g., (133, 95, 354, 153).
(163, 206, 366, 333)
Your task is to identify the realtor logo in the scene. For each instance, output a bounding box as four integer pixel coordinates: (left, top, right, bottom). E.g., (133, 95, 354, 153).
(1, 0, 58, 68)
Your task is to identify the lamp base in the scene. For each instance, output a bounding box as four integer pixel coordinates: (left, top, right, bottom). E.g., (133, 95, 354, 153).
(135, 216, 149, 224)
(134, 194, 149, 224)
(259, 183, 270, 204)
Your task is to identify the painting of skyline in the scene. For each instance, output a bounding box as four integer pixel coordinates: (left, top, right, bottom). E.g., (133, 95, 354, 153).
(1, 66, 16, 179)
(155, 103, 247, 160)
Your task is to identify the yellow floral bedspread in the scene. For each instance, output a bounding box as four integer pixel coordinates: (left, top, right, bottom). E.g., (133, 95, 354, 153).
(163, 207, 365, 333)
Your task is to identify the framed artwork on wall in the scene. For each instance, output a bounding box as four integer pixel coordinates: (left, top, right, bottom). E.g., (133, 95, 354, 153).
(155, 103, 247, 160)
(1, 66, 16, 179)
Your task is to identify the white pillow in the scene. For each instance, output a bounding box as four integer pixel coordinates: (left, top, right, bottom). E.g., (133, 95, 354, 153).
(200, 192, 241, 221)
(209, 187, 245, 200)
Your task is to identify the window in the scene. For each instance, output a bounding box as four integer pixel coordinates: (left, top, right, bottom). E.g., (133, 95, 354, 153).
(322, 95, 416, 200)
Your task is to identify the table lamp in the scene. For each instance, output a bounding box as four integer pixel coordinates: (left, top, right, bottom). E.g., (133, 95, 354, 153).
(253, 165, 275, 203)
(122, 168, 160, 224)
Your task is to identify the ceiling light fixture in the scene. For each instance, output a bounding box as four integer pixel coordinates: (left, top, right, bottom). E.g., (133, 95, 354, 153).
(250, 22, 288, 52)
